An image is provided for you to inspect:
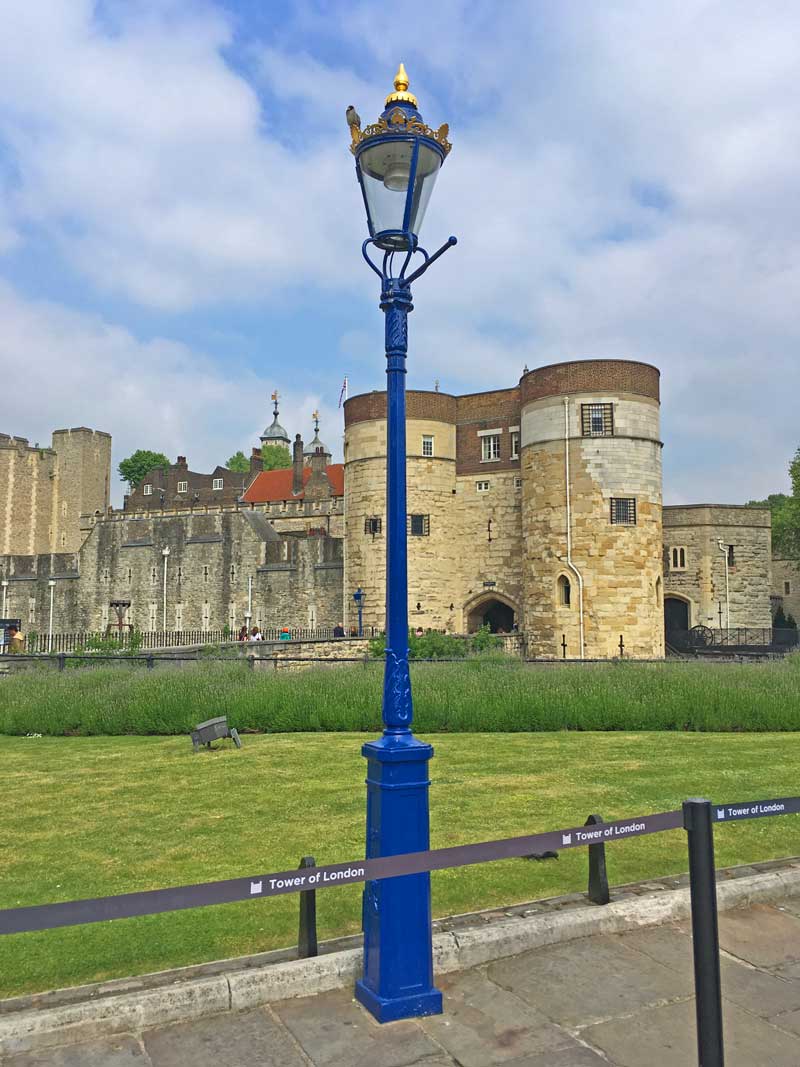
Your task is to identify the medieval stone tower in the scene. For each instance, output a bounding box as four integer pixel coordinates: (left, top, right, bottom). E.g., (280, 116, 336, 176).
(0, 427, 111, 555)
(344, 359, 664, 658)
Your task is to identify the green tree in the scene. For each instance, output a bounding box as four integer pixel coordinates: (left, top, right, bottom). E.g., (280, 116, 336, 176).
(749, 448, 800, 559)
(261, 444, 292, 471)
(226, 451, 250, 473)
(118, 450, 170, 490)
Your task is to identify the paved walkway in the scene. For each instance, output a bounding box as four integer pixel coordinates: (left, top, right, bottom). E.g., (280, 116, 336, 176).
(6, 900, 800, 1066)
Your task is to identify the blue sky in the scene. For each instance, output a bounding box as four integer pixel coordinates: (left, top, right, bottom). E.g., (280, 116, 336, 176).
(1, 0, 798, 505)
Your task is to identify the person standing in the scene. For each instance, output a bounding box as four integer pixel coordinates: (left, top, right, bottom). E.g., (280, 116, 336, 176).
(249, 627, 263, 642)
(8, 625, 24, 653)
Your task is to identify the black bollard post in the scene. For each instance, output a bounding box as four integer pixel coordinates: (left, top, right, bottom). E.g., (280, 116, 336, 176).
(298, 856, 318, 958)
(683, 799, 724, 1067)
(585, 814, 610, 905)
(561, 634, 567, 659)
(58, 653, 66, 672)
(146, 655, 154, 671)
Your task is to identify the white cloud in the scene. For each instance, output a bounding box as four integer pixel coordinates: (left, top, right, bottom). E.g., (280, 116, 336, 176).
(0, 0, 798, 502)
(0, 281, 342, 505)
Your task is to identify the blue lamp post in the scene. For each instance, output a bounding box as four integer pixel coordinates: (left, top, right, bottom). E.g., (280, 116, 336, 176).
(353, 587, 365, 637)
(347, 64, 456, 1023)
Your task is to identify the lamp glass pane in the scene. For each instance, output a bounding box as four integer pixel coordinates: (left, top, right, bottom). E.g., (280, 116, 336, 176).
(359, 140, 414, 239)
(407, 143, 441, 237)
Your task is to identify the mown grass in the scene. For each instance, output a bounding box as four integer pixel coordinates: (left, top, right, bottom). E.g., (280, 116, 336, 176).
(1, 731, 799, 998)
(1, 657, 799, 735)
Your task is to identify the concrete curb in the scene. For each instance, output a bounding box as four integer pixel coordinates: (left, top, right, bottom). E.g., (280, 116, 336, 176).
(2, 862, 799, 1055)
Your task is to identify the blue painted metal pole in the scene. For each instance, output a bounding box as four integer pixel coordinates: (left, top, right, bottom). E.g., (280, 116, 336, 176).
(354, 277, 442, 1023)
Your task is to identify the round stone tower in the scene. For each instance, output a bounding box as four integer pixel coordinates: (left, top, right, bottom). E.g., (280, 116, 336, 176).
(519, 360, 664, 659)
(344, 390, 458, 632)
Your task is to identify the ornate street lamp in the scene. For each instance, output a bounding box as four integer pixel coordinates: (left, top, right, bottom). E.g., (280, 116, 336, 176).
(352, 587, 365, 637)
(347, 64, 456, 1023)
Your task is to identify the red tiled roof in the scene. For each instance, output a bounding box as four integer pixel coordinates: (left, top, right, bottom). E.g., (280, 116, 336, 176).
(242, 463, 344, 503)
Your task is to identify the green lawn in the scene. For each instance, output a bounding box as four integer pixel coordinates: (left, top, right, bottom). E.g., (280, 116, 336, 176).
(1, 731, 799, 999)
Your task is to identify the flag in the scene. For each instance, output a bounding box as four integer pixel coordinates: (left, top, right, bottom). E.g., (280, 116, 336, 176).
(338, 376, 348, 408)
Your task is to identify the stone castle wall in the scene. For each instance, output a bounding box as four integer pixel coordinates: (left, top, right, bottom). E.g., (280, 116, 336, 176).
(772, 558, 800, 622)
(0, 507, 343, 635)
(0, 428, 110, 556)
(662, 505, 773, 628)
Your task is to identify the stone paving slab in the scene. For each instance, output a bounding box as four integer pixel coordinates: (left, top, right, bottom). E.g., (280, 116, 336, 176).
(486, 932, 689, 1029)
(418, 969, 577, 1065)
(3, 1034, 149, 1065)
(717, 901, 800, 969)
(5, 901, 800, 1066)
(140, 1007, 311, 1067)
(274, 990, 444, 1067)
(584, 996, 800, 1067)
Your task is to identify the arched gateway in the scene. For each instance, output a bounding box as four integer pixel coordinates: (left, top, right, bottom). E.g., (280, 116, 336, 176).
(466, 594, 516, 634)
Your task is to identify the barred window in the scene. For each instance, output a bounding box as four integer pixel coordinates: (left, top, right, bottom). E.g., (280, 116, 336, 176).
(408, 514, 430, 536)
(364, 516, 382, 536)
(514, 476, 522, 490)
(557, 575, 571, 607)
(510, 431, 520, 459)
(610, 498, 636, 525)
(785, 581, 791, 595)
(581, 403, 614, 437)
(727, 544, 735, 567)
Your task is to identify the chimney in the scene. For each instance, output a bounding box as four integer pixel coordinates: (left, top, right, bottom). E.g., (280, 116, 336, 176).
(176, 456, 188, 469)
(306, 447, 332, 502)
(250, 447, 262, 474)
(292, 434, 304, 495)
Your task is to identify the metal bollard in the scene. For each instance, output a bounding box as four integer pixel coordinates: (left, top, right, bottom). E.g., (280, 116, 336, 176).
(585, 814, 610, 905)
(683, 799, 724, 1067)
(298, 856, 318, 958)
(146, 655, 154, 670)
(57, 653, 66, 672)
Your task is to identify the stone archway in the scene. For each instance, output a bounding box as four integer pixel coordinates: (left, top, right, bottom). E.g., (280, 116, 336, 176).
(466, 593, 517, 634)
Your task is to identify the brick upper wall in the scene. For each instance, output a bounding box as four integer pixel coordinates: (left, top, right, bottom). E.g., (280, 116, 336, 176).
(344, 390, 458, 427)
(521, 360, 660, 404)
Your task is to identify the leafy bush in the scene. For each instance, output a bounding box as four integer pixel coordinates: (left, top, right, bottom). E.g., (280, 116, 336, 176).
(369, 625, 502, 659)
(1, 657, 799, 736)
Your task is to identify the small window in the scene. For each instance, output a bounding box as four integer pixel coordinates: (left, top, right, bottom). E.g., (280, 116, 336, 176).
(143, 484, 153, 496)
(203, 565, 209, 583)
(514, 476, 522, 490)
(364, 517, 382, 536)
(481, 434, 501, 462)
(212, 478, 223, 491)
(557, 575, 571, 607)
(476, 480, 490, 492)
(610, 497, 636, 525)
(581, 403, 614, 437)
(510, 431, 520, 460)
(177, 481, 188, 493)
(177, 567, 182, 583)
(408, 514, 430, 536)
(670, 547, 687, 570)
(422, 435, 434, 457)
(727, 544, 735, 567)
(151, 567, 157, 584)
(785, 581, 792, 595)
(230, 565, 236, 581)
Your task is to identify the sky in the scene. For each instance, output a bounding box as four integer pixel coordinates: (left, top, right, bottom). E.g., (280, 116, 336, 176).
(0, 0, 798, 506)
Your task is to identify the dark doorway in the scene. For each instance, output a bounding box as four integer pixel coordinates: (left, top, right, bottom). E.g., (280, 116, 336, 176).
(469, 598, 515, 634)
(664, 596, 689, 635)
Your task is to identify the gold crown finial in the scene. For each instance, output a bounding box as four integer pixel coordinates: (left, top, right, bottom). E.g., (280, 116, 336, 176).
(385, 62, 418, 107)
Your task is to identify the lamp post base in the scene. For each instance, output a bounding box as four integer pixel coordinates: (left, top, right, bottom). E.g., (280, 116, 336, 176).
(356, 733, 442, 1023)
(355, 979, 442, 1024)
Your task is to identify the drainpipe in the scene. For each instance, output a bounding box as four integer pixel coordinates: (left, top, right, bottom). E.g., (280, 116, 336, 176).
(564, 398, 585, 658)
